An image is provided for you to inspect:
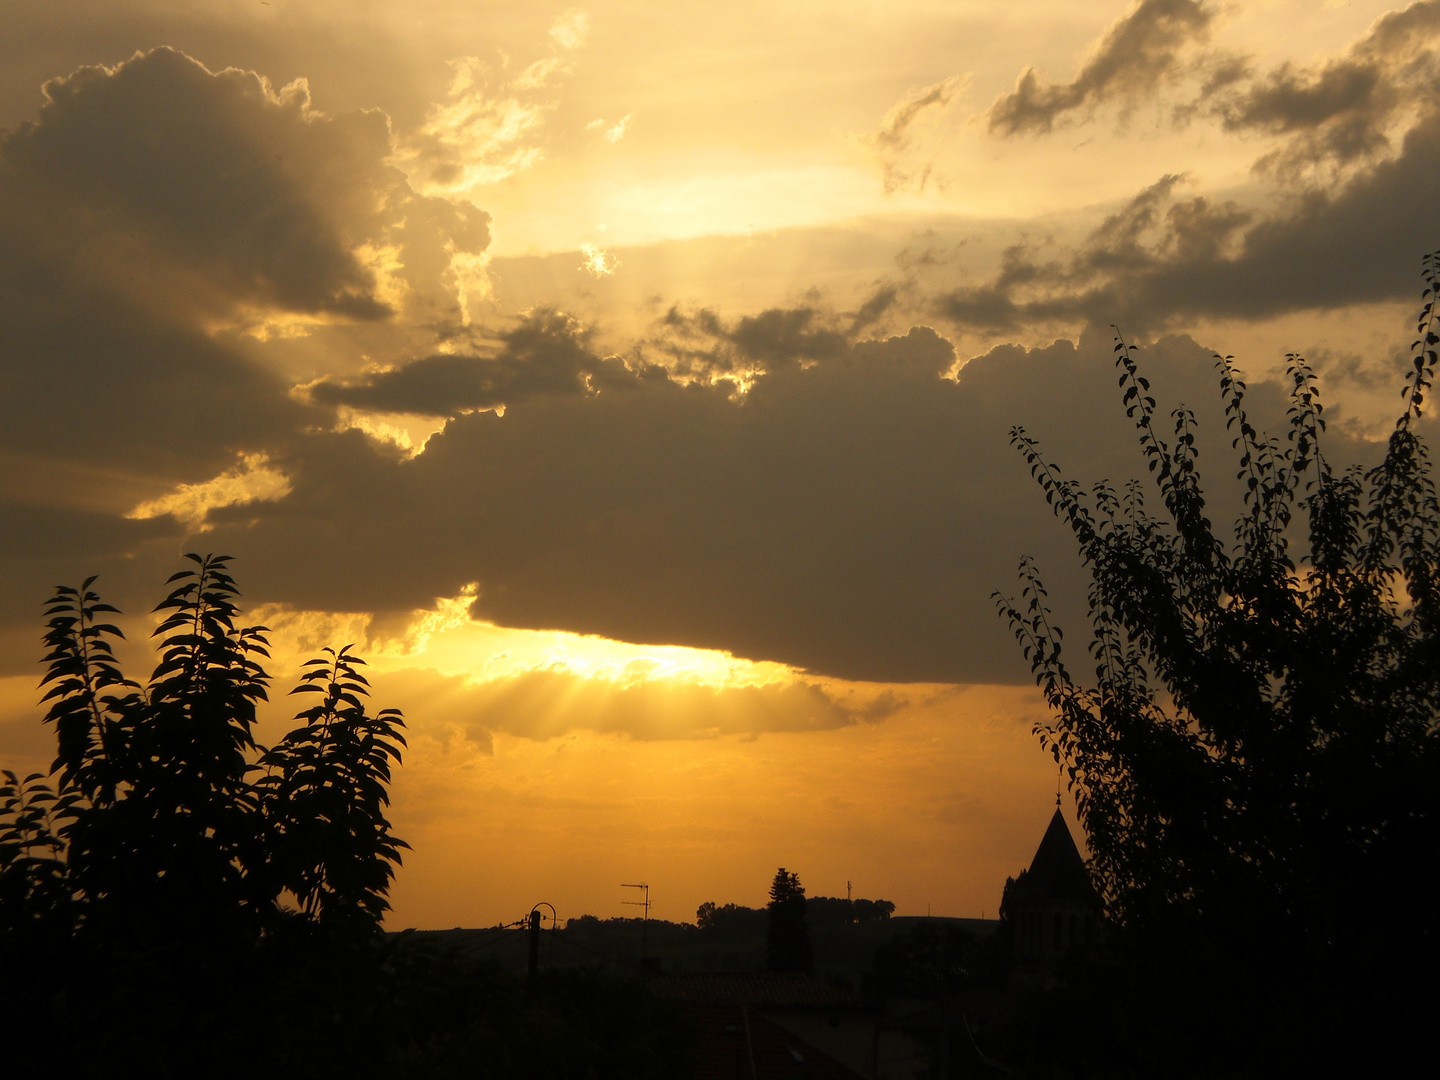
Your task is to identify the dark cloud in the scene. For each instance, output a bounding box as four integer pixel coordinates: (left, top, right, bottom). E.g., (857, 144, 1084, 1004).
(1309, 342, 1416, 394)
(938, 100, 1440, 332)
(4, 48, 396, 321)
(203, 320, 1326, 685)
(0, 42, 1417, 705)
(952, 4, 1440, 335)
(850, 285, 900, 333)
(1204, 0, 1440, 176)
(309, 310, 655, 417)
(987, 0, 1216, 136)
(0, 49, 489, 645)
(0, 279, 312, 477)
(985, 0, 1440, 182)
(0, 46, 491, 464)
(0, 47, 490, 331)
(644, 305, 852, 380)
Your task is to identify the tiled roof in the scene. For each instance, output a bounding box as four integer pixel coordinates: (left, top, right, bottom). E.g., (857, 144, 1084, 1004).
(649, 971, 864, 1009)
(679, 1003, 867, 1080)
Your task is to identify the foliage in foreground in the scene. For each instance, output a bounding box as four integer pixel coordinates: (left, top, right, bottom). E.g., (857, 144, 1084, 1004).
(1, 553, 407, 947)
(996, 257, 1440, 1072)
(0, 556, 691, 1079)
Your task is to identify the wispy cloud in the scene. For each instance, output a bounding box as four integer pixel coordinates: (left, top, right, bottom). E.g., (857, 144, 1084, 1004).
(873, 75, 966, 193)
(986, 0, 1219, 136)
(396, 11, 594, 195)
(587, 113, 631, 143)
(549, 8, 590, 51)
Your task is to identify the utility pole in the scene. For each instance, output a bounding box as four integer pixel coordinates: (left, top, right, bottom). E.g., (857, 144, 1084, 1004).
(525, 909, 541, 1001)
(621, 882, 651, 961)
(525, 902, 556, 1003)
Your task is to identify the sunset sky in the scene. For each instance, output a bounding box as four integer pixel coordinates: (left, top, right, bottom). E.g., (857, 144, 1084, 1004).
(3, 0, 1438, 928)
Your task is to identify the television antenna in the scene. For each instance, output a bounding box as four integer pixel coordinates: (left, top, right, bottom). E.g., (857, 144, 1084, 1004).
(621, 882, 651, 958)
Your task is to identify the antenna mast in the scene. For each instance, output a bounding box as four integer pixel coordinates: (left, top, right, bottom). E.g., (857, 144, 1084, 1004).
(621, 882, 651, 959)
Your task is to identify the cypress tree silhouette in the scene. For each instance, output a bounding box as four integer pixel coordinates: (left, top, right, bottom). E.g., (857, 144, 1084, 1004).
(765, 867, 813, 973)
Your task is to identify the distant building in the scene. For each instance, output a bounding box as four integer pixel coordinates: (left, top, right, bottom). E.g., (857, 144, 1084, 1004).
(1002, 807, 1101, 988)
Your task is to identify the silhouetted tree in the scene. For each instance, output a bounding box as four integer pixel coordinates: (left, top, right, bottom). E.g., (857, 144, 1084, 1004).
(45, 556, 280, 944)
(695, 899, 765, 937)
(805, 894, 894, 928)
(5, 554, 408, 945)
(259, 646, 408, 934)
(996, 256, 1440, 1070)
(765, 867, 812, 973)
(0, 555, 410, 1074)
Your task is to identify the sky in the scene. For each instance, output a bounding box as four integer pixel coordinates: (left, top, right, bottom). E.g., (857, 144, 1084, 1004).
(2, 0, 1438, 928)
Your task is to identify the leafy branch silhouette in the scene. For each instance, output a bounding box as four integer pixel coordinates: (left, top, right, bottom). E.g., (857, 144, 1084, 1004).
(994, 254, 1440, 1072)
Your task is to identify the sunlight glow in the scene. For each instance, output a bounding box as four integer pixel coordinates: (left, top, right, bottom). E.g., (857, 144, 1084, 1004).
(254, 586, 818, 694)
(395, 588, 801, 690)
(579, 243, 619, 277)
(126, 453, 291, 529)
(330, 407, 449, 458)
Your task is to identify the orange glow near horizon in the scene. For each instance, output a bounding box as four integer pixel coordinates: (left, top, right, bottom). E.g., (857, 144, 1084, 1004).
(0, 592, 1072, 929)
(384, 680, 1066, 928)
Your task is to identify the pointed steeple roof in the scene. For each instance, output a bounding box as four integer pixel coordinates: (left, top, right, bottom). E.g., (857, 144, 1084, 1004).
(1017, 808, 1095, 901)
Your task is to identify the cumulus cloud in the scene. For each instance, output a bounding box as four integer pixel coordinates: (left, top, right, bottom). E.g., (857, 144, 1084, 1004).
(0, 48, 490, 638)
(987, 0, 1217, 136)
(0, 47, 491, 341)
(2, 48, 407, 324)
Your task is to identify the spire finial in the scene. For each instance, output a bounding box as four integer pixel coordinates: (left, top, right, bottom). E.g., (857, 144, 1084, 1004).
(1056, 762, 1063, 808)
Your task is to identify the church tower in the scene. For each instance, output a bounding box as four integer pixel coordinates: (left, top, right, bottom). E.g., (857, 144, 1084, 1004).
(1002, 805, 1101, 987)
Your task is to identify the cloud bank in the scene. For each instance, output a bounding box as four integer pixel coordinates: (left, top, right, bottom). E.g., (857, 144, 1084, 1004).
(0, 37, 1421, 708)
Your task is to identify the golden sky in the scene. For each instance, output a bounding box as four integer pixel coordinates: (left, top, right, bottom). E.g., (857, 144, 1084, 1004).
(2, 0, 1437, 926)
